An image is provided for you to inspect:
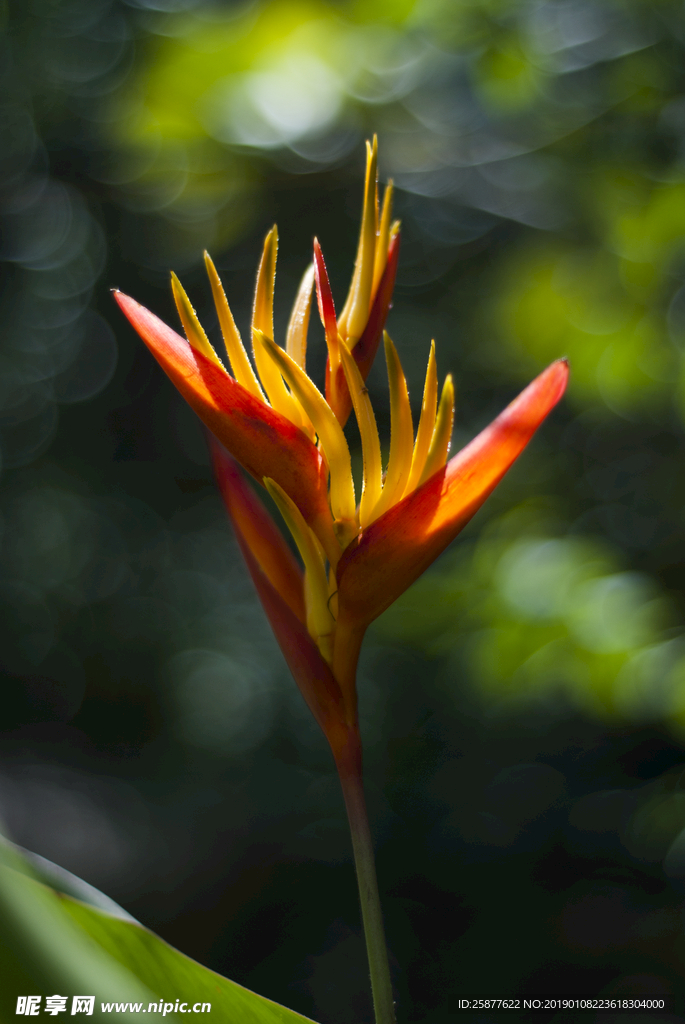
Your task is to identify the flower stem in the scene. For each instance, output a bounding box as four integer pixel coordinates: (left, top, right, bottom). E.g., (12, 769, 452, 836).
(336, 734, 396, 1024)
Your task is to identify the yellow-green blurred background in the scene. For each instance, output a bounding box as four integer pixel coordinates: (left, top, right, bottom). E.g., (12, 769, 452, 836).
(4, 0, 685, 1018)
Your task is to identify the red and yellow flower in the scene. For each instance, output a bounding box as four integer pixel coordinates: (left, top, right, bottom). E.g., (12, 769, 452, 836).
(114, 139, 568, 769)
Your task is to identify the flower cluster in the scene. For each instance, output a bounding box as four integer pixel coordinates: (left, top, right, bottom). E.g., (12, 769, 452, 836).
(114, 139, 568, 763)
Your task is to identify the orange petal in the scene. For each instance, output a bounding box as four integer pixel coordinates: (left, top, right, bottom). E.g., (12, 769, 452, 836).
(328, 230, 401, 426)
(212, 445, 350, 751)
(211, 441, 305, 624)
(336, 359, 569, 627)
(114, 290, 331, 535)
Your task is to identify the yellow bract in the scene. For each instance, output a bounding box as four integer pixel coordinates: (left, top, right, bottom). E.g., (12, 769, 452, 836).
(251, 228, 307, 430)
(368, 333, 413, 523)
(257, 332, 358, 546)
(404, 340, 438, 496)
(339, 345, 383, 529)
(338, 137, 378, 346)
(264, 478, 335, 665)
(286, 263, 315, 372)
(420, 374, 455, 489)
(171, 272, 225, 371)
(372, 181, 394, 299)
(204, 252, 265, 401)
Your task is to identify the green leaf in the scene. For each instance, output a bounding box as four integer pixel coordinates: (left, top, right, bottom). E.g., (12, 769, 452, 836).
(0, 842, 153, 1023)
(61, 894, 320, 1022)
(0, 842, 319, 1023)
(5, 838, 139, 922)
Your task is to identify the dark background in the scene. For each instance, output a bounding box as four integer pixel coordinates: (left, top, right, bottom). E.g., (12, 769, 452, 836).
(3, 0, 685, 1020)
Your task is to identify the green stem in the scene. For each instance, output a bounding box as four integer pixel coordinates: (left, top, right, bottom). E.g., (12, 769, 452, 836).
(336, 735, 396, 1024)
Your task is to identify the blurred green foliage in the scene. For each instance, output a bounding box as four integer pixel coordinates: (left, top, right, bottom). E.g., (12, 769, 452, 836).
(492, 174, 685, 416)
(378, 501, 685, 728)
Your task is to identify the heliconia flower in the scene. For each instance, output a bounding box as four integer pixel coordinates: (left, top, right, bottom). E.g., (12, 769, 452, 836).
(113, 138, 569, 764)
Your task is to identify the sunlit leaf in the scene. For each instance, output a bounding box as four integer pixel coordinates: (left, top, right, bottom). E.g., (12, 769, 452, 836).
(0, 841, 319, 1024)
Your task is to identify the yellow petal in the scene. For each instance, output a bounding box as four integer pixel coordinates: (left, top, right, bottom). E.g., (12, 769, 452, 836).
(250, 228, 308, 429)
(170, 272, 225, 371)
(368, 332, 413, 523)
(339, 344, 382, 530)
(403, 340, 438, 496)
(204, 252, 265, 401)
(264, 477, 335, 664)
(338, 137, 378, 346)
(418, 373, 455, 488)
(255, 332, 358, 543)
(371, 181, 394, 300)
(253, 325, 309, 427)
(252, 225, 277, 339)
(286, 262, 315, 372)
(285, 262, 317, 440)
